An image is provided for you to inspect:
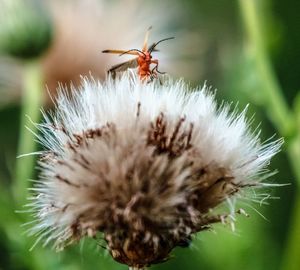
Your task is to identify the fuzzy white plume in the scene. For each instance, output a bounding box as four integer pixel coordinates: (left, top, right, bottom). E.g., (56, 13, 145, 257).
(27, 72, 282, 268)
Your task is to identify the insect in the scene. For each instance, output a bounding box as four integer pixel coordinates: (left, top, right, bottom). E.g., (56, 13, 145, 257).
(102, 27, 174, 82)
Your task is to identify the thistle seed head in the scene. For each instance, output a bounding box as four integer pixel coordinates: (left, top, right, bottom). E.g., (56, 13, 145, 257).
(28, 72, 282, 268)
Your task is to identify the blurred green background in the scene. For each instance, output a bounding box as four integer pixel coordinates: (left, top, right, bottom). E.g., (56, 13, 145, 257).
(0, 0, 299, 269)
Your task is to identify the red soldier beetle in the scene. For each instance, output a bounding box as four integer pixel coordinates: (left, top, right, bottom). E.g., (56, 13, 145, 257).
(102, 27, 174, 82)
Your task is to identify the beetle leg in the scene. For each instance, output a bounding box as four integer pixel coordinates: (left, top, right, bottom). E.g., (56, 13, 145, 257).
(151, 59, 166, 74)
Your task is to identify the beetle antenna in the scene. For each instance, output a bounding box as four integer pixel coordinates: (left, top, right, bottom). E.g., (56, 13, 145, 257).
(148, 37, 175, 53)
(120, 49, 146, 57)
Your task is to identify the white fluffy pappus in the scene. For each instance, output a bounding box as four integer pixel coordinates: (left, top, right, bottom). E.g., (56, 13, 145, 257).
(26, 72, 282, 269)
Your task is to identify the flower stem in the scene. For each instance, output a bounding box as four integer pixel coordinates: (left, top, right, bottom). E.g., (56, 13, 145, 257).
(13, 60, 43, 207)
(238, 0, 294, 137)
(238, 0, 300, 269)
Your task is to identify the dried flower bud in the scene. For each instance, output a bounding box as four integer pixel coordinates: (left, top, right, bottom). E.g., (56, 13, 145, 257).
(27, 72, 282, 269)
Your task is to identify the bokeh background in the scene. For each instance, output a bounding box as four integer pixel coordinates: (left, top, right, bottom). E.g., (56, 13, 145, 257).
(0, 0, 299, 269)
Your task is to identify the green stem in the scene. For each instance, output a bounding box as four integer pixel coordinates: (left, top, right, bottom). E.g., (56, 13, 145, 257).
(238, 0, 294, 137)
(287, 135, 300, 183)
(13, 60, 43, 207)
(4, 61, 54, 270)
(238, 0, 300, 270)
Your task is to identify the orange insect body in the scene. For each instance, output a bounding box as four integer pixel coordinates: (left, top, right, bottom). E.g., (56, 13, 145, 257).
(137, 51, 158, 80)
(102, 27, 174, 81)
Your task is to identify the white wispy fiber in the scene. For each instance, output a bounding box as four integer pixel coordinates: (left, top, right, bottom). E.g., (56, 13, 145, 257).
(27, 72, 282, 269)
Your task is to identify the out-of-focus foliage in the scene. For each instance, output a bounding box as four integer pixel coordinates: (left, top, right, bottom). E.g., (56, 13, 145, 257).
(0, 0, 299, 269)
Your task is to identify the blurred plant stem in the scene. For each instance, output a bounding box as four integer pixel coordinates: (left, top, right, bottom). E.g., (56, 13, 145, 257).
(239, 1, 300, 270)
(0, 61, 47, 270)
(13, 61, 43, 207)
